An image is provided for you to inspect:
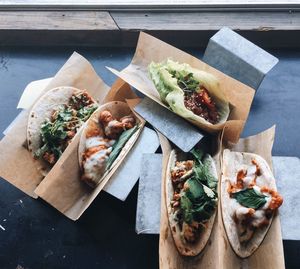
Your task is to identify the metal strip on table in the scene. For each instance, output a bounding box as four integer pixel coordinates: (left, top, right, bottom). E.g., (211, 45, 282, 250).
(134, 97, 204, 153)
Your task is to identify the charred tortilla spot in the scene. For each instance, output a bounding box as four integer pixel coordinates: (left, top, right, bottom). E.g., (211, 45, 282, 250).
(223, 236, 228, 250)
(164, 227, 169, 240)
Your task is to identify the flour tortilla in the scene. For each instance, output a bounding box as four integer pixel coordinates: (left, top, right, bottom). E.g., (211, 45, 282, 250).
(27, 86, 86, 175)
(221, 149, 277, 258)
(165, 149, 218, 256)
(78, 101, 142, 187)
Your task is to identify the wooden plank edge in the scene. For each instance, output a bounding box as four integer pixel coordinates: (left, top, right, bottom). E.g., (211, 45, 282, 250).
(0, 11, 119, 30)
(111, 11, 300, 31)
(0, 11, 299, 48)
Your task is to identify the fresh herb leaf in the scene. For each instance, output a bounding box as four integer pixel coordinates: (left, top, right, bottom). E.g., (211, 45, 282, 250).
(193, 164, 204, 182)
(77, 103, 98, 121)
(192, 199, 216, 222)
(35, 95, 98, 164)
(232, 188, 267, 209)
(184, 177, 205, 202)
(106, 125, 139, 170)
(34, 143, 48, 158)
(180, 178, 217, 224)
(170, 71, 199, 93)
(202, 183, 216, 199)
(201, 156, 218, 191)
(180, 195, 193, 224)
(190, 148, 204, 163)
(191, 152, 218, 192)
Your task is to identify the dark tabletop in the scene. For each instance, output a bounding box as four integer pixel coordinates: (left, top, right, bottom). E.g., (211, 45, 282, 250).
(0, 47, 299, 269)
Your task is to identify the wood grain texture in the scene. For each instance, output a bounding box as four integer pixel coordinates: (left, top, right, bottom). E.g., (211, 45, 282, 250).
(0, 11, 299, 47)
(0, 11, 118, 30)
(112, 11, 300, 31)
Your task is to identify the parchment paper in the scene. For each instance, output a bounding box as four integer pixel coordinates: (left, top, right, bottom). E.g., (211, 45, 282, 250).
(159, 126, 285, 269)
(107, 32, 255, 142)
(17, 77, 53, 109)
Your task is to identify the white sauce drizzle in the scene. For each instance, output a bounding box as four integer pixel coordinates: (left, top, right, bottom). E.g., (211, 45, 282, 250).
(236, 207, 250, 220)
(105, 120, 122, 136)
(85, 136, 115, 149)
(83, 147, 112, 182)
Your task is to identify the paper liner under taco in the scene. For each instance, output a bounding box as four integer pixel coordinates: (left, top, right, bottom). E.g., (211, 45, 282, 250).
(165, 149, 218, 256)
(78, 101, 142, 187)
(27, 86, 96, 176)
(221, 149, 280, 258)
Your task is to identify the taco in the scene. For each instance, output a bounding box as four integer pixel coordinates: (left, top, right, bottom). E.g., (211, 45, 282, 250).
(27, 86, 98, 173)
(166, 148, 218, 256)
(221, 149, 283, 258)
(149, 59, 230, 128)
(78, 101, 142, 188)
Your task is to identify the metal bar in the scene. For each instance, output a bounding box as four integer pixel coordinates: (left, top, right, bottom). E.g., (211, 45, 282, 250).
(0, 3, 299, 12)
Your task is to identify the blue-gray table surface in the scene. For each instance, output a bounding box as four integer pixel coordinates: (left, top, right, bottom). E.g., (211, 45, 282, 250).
(0, 47, 299, 269)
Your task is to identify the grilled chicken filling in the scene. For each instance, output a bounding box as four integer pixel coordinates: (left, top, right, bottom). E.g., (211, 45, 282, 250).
(81, 110, 136, 186)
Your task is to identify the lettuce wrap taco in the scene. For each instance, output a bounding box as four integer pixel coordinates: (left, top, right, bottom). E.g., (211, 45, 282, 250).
(149, 59, 230, 131)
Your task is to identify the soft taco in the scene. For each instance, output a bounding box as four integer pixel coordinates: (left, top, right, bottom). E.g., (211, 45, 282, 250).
(221, 149, 283, 258)
(166, 147, 218, 256)
(78, 101, 142, 188)
(149, 59, 230, 129)
(27, 86, 98, 174)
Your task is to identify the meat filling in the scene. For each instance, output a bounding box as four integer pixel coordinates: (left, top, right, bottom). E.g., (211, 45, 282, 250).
(184, 87, 219, 124)
(81, 110, 136, 186)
